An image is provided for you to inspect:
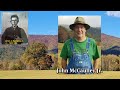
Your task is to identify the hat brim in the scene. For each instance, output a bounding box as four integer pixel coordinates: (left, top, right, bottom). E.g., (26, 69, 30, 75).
(69, 23, 90, 30)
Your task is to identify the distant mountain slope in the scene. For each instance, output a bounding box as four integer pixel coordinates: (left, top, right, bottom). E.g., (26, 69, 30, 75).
(47, 48, 58, 54)
(102, 46, 120, 56)
(58, 25, 101, 43)
(28, 35, 58, 50)
(0, 33, 120, 55)
(59, 25, 120, 51)
(0, 34, 58, 60)
(59, 24, 71, 31)
(0, 34, 58, 50)
(87, 27, 101, 42)
(0, 45, 25, 60)
(101, 33, 120, 50)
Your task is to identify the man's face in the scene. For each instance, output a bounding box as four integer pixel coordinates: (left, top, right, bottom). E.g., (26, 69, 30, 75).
(73, 24, 86, 38)
(11, 17, 18, 28)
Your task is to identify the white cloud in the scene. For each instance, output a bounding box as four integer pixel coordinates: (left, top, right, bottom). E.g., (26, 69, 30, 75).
(106, 11, 120, 17)
(58, 15, 101, 27)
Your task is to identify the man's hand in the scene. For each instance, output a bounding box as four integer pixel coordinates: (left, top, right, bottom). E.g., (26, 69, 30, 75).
(14, 35, 21, 40)
(14, 36, 23, 44)
(93, 58, 102, 74)
(61, 58, 67, 69)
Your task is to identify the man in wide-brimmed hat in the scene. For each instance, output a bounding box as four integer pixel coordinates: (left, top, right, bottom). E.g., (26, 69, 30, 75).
(69, 17, 90, 30)
(60, 17, 101, 74)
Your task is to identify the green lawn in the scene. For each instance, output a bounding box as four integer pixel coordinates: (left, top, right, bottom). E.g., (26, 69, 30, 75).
(0, 70, 120, 79)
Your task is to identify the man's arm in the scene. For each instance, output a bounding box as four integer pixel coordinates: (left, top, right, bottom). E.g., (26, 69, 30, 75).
(61, 58, 67, 69)
(93, 58, 100, 70)
(17, 28, 28, 43)
(92, 39, 101, 71)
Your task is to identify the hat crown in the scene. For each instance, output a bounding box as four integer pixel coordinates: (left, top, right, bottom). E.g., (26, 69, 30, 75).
(74, 17, 86, 24)
(69, 16, 90, 30)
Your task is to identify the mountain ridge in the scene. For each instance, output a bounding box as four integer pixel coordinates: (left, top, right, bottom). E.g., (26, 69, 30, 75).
(59, 25, 120, 50)
(0, 34, 58, 50)
(101, 33, 120, 50)
(0, 32, 120, 51)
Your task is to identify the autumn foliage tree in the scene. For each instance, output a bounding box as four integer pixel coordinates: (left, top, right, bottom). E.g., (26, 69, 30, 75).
(20, 42, 54, 70)
(102, 55, 120, 71)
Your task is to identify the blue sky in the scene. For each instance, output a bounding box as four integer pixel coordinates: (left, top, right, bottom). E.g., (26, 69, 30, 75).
(0, 11, 120, 38)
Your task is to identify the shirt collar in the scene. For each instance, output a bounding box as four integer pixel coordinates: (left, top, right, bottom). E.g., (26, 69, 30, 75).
(73, 37, 87, 43)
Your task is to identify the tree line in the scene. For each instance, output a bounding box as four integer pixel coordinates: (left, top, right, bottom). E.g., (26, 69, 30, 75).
(0, 42, 57, 70)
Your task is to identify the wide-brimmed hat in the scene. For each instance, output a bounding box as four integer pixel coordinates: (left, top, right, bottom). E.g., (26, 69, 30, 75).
(69, 17, 90, 30)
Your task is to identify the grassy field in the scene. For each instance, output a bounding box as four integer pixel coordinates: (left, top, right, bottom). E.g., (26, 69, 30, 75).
(0, 70, 120, 79)
(0, 43, 116, 79)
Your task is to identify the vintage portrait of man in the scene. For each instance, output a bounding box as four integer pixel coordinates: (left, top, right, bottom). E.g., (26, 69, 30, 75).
(1, 12, 28, 44)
